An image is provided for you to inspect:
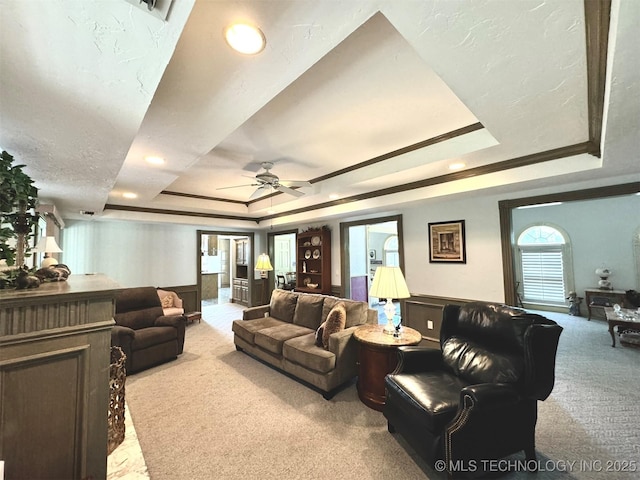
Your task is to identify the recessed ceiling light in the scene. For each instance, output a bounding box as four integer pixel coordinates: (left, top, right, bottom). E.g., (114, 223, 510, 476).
(449, 162, 466, 170)
(123, 192, 138, 199)
(329, 194, 340, 200)
(145, 156, 165, 165)
(224, 23, 266, 55)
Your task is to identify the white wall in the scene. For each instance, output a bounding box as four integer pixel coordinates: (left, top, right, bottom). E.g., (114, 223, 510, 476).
(59, 192, 639, 300)
(402, 195, 506, 302)
(317, 194, 505, 302)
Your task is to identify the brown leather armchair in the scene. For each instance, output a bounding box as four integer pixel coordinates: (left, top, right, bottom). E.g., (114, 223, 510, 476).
(112, 286, 186, 373)
(384, 302, 562, 478)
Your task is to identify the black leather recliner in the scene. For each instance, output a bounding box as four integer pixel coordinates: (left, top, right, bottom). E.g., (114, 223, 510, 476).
(384, 302, 563, 478)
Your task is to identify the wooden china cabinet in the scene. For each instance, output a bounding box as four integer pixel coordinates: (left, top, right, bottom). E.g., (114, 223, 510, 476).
(296, 229, 331, 294)
(232, 238, 249, 305)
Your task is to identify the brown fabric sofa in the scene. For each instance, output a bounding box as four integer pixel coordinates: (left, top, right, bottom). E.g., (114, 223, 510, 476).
(233, 289, 378, 398)
(112, 286, 187, 374)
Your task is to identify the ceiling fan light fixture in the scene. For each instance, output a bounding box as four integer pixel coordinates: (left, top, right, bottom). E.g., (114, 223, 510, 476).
(224, 23, 266, 55)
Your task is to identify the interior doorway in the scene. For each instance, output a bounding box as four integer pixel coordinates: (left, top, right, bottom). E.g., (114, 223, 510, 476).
(339, 215, 404, 307)
(267, 229, 298, 293)
(197, 230, 254, 309)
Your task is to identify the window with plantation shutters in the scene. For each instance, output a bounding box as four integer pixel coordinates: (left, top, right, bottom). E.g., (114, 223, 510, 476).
(520, 247, 565, 302)
(516, 225, 570, 305)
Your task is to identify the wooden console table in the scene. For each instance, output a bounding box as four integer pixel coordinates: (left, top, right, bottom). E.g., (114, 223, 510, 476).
(0, 274, 121, 480)
(353, 324, 422, 411)
(584, 288, 628, 320)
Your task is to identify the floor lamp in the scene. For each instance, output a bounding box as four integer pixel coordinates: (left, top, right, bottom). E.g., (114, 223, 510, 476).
(255, 253, 274, 304)
(369, 266, 410, 335)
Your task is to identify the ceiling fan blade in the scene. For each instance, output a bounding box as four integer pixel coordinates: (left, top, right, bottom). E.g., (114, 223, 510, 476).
(216, 183, 258, 190)
(249, 186, 266, 200)
(276, 185, 305, 197)
(280, 180, 311, 187)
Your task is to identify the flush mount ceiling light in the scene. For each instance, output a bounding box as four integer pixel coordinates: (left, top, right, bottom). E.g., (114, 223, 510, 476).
(449, 162, 466, 170)
(224, 23, 266, 55)
(145, 156, 165, 165)
(123, 192, 138, 199)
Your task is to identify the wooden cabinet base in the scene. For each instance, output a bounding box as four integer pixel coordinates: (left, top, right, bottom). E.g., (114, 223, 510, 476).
(354, 324, 422, 411)
(356, 343, 399, 411)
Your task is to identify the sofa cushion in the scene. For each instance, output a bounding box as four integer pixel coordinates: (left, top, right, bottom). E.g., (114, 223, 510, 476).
(131, 326, 177, 350)
(293, 294, 325, 330)
(322, 302, 346, 349)
(283, 333, 336, 374)
(115, 308, 161, 330)
(270, 289, 298, 323)
(442, 336, 524, 385)
(254, 323, 313, 355)
(232, 317, 286, 345)
(162, 306, 184, 316)
(323, 297, 367, 328)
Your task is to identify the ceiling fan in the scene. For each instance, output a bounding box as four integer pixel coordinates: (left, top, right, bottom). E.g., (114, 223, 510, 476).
(218, 162, 311, 200)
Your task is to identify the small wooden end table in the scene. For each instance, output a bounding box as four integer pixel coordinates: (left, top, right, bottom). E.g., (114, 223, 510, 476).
(185, 311, 202, 324)
(353, 324, 422, 411)
(604, 307, 640, 347)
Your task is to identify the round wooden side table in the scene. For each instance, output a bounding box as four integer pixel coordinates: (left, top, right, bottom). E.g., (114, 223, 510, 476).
(353, 324, 422, 411)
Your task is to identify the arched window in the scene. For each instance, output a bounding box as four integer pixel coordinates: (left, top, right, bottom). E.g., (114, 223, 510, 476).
(516, 225, 572, 305)
(383, 235, 399, 267)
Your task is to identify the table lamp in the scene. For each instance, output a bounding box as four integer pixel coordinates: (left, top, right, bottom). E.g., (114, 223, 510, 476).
(35, 236, 62, 268)
(369, 266, 410, 335)
(255, 253, 273, 278)
(255, 253, 274, 305)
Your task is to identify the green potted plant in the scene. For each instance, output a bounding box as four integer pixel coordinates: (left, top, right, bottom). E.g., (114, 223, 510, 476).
(0, 150, 38, 288)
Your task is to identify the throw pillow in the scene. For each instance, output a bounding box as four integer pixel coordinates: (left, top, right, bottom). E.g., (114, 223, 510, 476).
(161, 294, 174, 309)
(321, 302, 347, 350)
(315, 322, 325, 347)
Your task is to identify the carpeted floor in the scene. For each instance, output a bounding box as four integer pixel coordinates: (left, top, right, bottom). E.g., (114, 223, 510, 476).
(123, 304, 640, 479)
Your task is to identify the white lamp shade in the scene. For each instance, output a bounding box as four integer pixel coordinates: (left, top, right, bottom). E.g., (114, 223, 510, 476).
(255, 253, 273, 271)
(35, 236, 62, 253)
(369, 266, 410, 299)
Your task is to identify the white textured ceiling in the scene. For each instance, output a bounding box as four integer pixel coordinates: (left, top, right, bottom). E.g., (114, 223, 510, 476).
(1, 0, 638, 229)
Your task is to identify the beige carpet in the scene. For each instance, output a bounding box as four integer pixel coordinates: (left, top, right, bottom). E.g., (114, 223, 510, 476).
(125, 304, 640, 480)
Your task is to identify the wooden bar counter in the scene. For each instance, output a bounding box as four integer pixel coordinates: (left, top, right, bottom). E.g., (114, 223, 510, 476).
(0, 274, 121, 480)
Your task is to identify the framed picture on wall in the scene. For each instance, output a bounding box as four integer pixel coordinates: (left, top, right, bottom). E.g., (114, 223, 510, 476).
(428, 220, 466, 263)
